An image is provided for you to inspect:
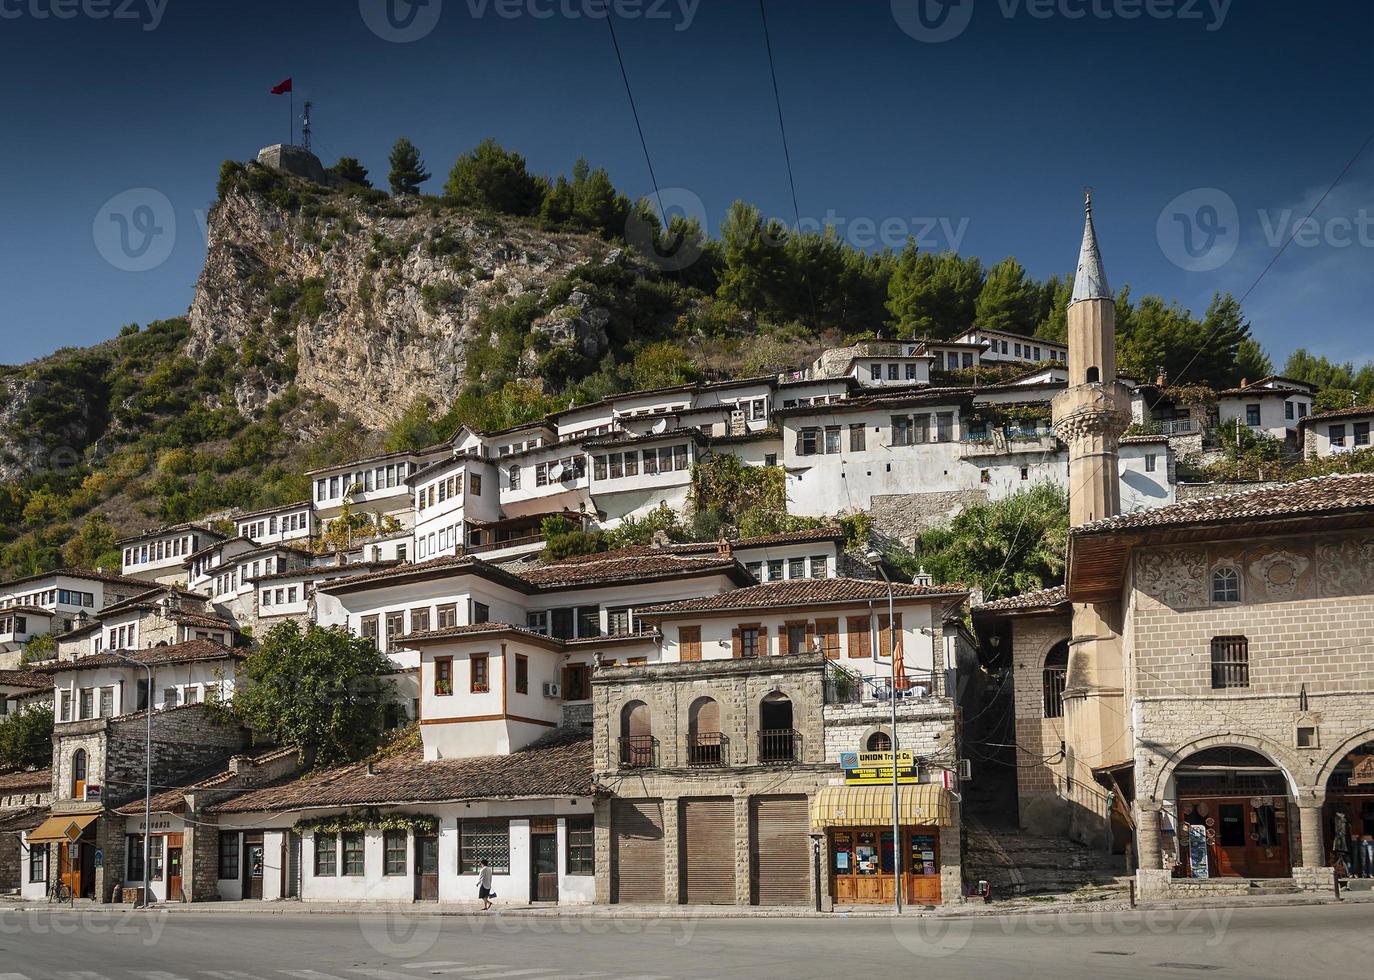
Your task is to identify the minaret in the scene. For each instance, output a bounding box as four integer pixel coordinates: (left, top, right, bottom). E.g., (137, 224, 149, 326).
(1051, 191, 1131, 847)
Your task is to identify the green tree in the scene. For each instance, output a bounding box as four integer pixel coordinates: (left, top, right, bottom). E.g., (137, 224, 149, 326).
(1235, 336, 1273, 383)
(444, 138, 544, 216)
(0, 705, 53, 771)
(233, 622, 396, 769)
(329, 157, 371, 187)
(974, 257, 1041, 336)
(630, 341, 703, 390)
(1034, 274, 1073, 341)
(885, 245, 985, 339)
(716, 202, 789, 316)
(384, 398, 441, 452)
(61, 513, 117, 569)
(388, 137, 431, 196)
(887, 483, 1069, 601)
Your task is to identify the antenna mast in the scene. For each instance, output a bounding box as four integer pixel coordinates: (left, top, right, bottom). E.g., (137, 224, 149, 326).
(301, 100, 313, 152)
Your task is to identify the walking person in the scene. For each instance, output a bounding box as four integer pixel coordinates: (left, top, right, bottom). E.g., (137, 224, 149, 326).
(477, 858, 494, 911)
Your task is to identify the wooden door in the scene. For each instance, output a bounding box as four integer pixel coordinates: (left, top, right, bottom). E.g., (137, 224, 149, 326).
(680, 798, 735, 904)
(530, 834, 559, 903)
(58, 842, 80, 899)
(905, 830, 941, 905)
(166, 846, 184, 902)
(750, 796, 810, 906)
(415, 834, 439, 901)
(611, 799, 664, 904)
(245, 837, 265, 899)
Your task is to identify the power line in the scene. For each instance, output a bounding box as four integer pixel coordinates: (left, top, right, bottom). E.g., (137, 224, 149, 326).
(603, 11, 666, 228)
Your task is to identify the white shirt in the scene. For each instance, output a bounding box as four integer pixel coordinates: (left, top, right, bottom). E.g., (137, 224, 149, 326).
(478, 865, 493, 889)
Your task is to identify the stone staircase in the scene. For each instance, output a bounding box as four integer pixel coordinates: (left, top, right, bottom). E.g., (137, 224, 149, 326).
(965, 819, 1131, 899)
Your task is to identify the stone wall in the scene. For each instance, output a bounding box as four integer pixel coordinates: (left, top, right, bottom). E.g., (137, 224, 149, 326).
(1008, 614, 1073, 834)
(821, 699, 957, 767)
(868, 489, 990, 544)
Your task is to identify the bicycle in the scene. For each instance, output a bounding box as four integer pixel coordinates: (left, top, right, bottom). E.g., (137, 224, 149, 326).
(48, 879, 72, 904)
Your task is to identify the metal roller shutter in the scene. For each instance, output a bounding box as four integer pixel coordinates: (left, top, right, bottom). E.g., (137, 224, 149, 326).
(612, 799, 665, 904)
(751, 795, 811, 906)
(680, 798, 736, 905)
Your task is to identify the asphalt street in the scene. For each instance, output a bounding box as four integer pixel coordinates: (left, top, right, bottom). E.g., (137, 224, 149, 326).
(3, 904, 1372, 979)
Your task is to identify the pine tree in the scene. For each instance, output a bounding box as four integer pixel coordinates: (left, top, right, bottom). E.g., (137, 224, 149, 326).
(329, 157, 371, 188)
(974, 257, 1041, 336)
(387, 138, 430, 196)
(444, 138, 544, 216)
(885, 245, 984, 339)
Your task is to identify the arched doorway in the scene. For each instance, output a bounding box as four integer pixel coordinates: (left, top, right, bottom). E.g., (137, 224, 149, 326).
(1171, 747, 1292, 879)
(1322, 738, 1374, 876)
(758, 693, 796, 763)
(688, 697, 724, 766)
(619, 701, 654, 768)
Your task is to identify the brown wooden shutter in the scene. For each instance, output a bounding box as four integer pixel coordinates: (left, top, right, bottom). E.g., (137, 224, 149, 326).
(758, 625, 769, 657)
(731, 628, 742, 658)
(680, 797, 736, 905)
(612, 799, 665, 904)
(847, 616, 871, 658)
(804, 620, 816, 655)
(680, 626, 701, 662)
(816, 618, 839, 659)
(750, 795, 811, 906)
(877, 612, 905, 659)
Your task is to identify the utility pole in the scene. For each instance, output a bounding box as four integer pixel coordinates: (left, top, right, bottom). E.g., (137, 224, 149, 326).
(110, 651, 153, 908)
(301, 101, 312, 152)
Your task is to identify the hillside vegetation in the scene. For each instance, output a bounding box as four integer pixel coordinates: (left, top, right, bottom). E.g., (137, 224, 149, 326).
(0, 137, 1364, 580)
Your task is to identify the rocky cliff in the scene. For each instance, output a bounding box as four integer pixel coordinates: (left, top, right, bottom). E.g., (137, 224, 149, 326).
(188, 168, 616, 428)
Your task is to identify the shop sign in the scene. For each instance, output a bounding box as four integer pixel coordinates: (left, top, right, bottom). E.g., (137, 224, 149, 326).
(840, 750, 919, 785)
(1350, 756, 1374, 786)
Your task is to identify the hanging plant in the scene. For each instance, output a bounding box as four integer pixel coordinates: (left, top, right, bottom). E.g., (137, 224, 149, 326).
(293, 807, 439, 835)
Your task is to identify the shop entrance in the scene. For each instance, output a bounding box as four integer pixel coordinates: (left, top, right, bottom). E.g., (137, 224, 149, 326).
(828, 827, 941, 905)
(244, 834, 265, 899)
(1323, 739, 1374, 876)
(1174, 747, 1292, 879)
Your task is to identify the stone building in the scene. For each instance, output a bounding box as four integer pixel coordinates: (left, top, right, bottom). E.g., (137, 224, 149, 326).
(0, 768, 51, 894)
(1067, 474, 1374, 897)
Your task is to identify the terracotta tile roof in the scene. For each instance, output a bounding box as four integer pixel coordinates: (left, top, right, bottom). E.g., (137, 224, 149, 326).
(170, 611, 239, 632)
(256, 560, 398, 584)
(114, 746, 298, 815)
(638, 577, 966, 615)
(233, 500, 313, 520)
(1297, 404, 1374, 428)
(35, 638, 244, 674)
(0, 806, 48, 834)
(116, 522, 223, 546)
(1074, 473, 1374, 536)
(209, 729, 593, 814)
(320, 556, 533, 596)
(579, 428, 705, 450)
(973, 585, 1069, 614)
(402, 623, 560, 647)
(517, 553, 747, 589)
(0, 668, 52, 689)
(669, 526, 846, 551)
(1120, 434, 1169, 445)
(0, 566, 153, 592)
(1, 605, 54, 618)
(0, 768, 51, 792)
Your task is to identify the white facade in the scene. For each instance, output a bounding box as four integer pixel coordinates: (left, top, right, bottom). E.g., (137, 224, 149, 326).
(1217, 378, 1315, 441)
(120, 526, 222, 585)
(1302, 409, 1374, 457)
(235, 503, 316, 546)
(954, 328, 1067, 366)
(51, 655, 240, 725)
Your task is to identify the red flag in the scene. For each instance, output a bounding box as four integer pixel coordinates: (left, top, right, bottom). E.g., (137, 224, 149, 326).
(270, 78, 292, 95)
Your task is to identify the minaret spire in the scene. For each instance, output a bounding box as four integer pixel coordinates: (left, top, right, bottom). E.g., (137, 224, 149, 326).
(1071, 189, 1111, 304)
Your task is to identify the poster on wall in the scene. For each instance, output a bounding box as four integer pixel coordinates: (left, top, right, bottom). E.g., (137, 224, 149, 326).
(1188, 825, 1210, 878)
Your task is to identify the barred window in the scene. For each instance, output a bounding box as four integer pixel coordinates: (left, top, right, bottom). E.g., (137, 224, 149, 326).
(566, 817, 594, 876)
(1211, 636, 1250, 689)
(1043, 642, 1069, 719)
(459, 820, 510, 874)
(218, 832, 239, 880)
(314, 833, 337, 876)
(383, 830, 407, 876)
(341, 832, 365, 876)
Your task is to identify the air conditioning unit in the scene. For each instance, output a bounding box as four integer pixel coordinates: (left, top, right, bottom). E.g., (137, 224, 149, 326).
(542, 682, 562, 699)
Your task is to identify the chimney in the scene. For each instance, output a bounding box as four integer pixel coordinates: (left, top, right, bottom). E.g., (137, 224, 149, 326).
(716, 537, 733, 559)
(366, 760, 376, 776)
(914, 565, 934, 587)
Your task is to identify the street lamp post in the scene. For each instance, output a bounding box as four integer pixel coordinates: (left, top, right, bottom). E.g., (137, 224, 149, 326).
(866, 550, 901, 915)
(109, 651, 152, 908)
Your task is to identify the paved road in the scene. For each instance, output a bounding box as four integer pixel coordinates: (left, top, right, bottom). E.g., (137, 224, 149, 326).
(3, 905, 1372, 979)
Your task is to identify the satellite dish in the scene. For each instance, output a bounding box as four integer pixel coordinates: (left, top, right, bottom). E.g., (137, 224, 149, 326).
(650, 418, 667, 435)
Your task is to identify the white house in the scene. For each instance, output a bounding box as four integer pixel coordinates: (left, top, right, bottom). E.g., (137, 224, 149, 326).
(1299, 405, 1374, 457)
(119, 524, 224, 586)
(953, 327, 1067, 367)
(1216, 376, 1316, 442)
(234, 501, 316, 546)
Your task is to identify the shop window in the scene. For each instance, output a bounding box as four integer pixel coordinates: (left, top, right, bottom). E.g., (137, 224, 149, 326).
(1043, 642, 1068, 719)
(383, 830, 408, 876)
(459, 820, 510, 873)
(127, 835, 145, 881)
(1210, 635, 1250, 689)
(149, 835, 164, 880)
(314, 833, 337, 876)
(566, 817, 594, 875)
(218, 832, 239, 880)
(1212, 567, 1240, 603)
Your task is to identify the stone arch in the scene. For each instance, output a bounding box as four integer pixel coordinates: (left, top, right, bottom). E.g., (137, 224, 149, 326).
(688, 696, 721, 738)
(865, 729, 893, 752)
(758, 689, 794, 730)
(1315, 730, 1374, 796)
(1144, 732, 1302, 803)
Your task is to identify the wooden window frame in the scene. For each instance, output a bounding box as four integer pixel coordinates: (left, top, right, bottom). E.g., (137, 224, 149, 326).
(1210, 635, 1250, 689)
(314, 832, 337, 877)
(471, 653, 490, 694)
(434, 656, 454, 696)
(515, 654, 528, 695)
(341, 832, 365, 876)
(565, 816, 594, 876)
(436, 603, 458, 629)
(679, 625, 702, 662)
(383, 830, 408, 876)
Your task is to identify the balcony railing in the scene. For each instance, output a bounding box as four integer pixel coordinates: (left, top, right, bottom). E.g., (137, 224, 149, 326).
(464, 532, 544, 555)
(757, 729, 801, 765)
(824, 663, 942, 704)
(618, 735, 658, 769)
(959, 425, 1058, 458)
(687, 732, 729, 767)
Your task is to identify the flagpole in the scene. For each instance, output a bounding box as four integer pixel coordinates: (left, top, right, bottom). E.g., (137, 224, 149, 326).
(289, 88, 294, 146)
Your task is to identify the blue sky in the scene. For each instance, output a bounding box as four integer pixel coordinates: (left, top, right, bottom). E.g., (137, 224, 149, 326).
(1, 0, 1371, 371)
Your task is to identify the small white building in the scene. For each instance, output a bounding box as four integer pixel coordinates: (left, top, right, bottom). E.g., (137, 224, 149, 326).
(953, 327, 1067, 367)
(234, 501, 316, 546)
(1216, 376, 1316, 443)
(120, 524, 224, 586)
(1299, 405, 1374, 458)
(0, 569, 149, 638)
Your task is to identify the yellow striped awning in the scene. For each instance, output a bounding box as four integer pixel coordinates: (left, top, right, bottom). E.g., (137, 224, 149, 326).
(25, 812, 98, 843)
(811, 783, 953, 829)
